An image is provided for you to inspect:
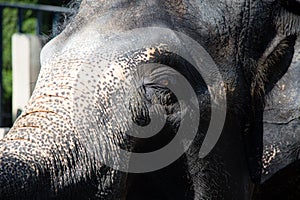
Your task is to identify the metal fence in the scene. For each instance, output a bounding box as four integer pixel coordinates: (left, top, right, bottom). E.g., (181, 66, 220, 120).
(0, 2, 72, 127)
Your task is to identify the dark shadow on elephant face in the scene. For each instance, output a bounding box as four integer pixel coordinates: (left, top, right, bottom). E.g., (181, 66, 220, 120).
(121, 52, 210, 199)
(125, 156, 195, 200)
(280, 0, 300, 15)
(253, 160, 300, 200)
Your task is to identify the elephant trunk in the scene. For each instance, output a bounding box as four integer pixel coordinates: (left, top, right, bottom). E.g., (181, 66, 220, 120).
(0, 139, 48, 199)
(0, 111, 128, 199)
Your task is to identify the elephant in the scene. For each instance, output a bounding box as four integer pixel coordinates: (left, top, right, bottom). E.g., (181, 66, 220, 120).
(0, 0, 299, 199)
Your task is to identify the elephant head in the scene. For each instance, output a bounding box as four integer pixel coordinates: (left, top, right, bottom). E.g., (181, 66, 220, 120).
(0, 0, 299, 199)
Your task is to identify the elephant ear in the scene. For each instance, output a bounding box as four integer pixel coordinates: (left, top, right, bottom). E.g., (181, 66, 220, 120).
(246, 0, 300, 183)
(247, 2, 300, 182)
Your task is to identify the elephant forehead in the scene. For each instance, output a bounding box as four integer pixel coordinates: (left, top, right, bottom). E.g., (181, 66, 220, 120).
(41, 24, 168, 66)
(80, 0, 187, 14)
(38, 42, 164, 110)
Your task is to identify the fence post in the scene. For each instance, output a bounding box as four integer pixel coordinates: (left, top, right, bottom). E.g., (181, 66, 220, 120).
(12, 33, 42, 120)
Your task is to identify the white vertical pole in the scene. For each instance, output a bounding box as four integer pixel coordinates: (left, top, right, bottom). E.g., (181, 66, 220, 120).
(12, 33, 41, 121)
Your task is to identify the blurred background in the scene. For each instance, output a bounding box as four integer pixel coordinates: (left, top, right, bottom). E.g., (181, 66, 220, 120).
(0, 0, 73, 129)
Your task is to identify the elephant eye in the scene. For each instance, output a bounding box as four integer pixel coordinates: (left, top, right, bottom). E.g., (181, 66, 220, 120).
(146, 66, 179, 88)
(159, 79, 169, 86)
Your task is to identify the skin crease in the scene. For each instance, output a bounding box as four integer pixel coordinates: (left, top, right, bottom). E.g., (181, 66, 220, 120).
(0, 0, 299, 199)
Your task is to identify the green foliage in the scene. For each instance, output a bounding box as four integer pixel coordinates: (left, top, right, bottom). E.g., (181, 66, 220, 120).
(0, 0, 68, 125)
(0, 0, 38, 125)
(3, 70, 12, 101)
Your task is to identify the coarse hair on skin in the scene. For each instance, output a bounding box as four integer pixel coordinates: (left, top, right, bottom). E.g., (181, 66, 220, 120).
(56, 0, 82, 35)
(251, 34, 296, 101)
(39, 0, 81, 43)
(250, 5, 299, 106)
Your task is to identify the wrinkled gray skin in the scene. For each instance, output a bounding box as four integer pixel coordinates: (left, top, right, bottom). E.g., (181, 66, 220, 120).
(0, 0, 300, 199)
(262, 40, 300, 180)
(255, 37, 300, 199)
